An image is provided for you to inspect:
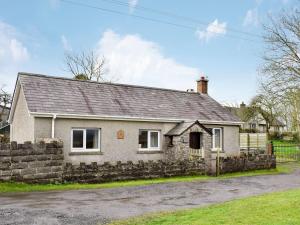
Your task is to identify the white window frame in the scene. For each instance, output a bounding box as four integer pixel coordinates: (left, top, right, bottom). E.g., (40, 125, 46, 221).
(138, 130, 161, 151)
(71, 128, 101, 152)
(212, 128, 222, 151)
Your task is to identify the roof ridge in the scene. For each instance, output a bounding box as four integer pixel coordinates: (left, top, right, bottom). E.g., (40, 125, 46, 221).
(18, 72, 203, 95)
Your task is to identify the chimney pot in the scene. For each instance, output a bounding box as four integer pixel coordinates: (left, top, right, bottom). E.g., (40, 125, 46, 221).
(240, 102, 246, 108)
(197, 76, 208, 94)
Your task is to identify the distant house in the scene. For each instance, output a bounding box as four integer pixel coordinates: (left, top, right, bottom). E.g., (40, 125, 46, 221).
(226, 102, 285, 133)
(9, 73, 241, 164)
(0, 105, 9, 122)
(0, 106, 10, 136)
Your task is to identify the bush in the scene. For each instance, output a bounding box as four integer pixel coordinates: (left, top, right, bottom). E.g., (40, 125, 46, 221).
(0, 134, 10, 143)
(269, 131, 282, 140)
(292, 132, 300, 143)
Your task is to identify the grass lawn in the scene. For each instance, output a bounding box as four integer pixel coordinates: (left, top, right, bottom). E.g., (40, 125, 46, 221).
(272, 140, 300, 162)
(272, 139, 298, 144)
(0, 164, 294, 193)
(110, 188, 300, 225)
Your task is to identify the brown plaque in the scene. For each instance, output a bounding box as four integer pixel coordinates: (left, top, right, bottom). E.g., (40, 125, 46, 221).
(117, 130, 125, 139)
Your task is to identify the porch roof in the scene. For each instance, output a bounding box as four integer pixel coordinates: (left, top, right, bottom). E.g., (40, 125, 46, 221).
(165, 120, 212, 136)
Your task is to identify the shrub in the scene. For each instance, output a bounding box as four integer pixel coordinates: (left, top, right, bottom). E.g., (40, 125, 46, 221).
(292, 132, 300, 143)
(269, 131, 282, 140)
(0, 134, 10, 143)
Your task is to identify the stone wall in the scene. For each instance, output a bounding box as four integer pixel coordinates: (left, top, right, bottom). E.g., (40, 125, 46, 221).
(0, 141, 64, 183)
(0, 141, 277, 184)
(219, 154, 276, 174)
(63, 159, 206, 183)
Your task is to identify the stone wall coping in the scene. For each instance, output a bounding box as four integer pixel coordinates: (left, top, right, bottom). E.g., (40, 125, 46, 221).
(69, 151, 103, 156)
(136, 150, 164, 154)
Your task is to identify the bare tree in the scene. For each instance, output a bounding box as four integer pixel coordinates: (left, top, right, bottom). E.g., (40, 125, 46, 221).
(262, 9, 300, 94)
(260, 9, 300, 136)
(0, 86, 12, 122)
(64, 50, 106, 82)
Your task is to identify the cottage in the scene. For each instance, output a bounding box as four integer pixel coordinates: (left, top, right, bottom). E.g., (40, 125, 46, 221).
(226, 102, 285, 133)
(9, 73, 241, 164)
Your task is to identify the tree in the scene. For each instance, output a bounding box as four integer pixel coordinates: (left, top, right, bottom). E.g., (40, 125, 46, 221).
(262, 9, 300, 94)
(64, 50, 106, 82)
(0, 86, 12, 122)
(249, 89, 282, 135)
(260, 9, 300, 136)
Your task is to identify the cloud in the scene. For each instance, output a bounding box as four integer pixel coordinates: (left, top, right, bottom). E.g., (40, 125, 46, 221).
(0, 21, 29, 63)
(243, 9, 259, 27)
(0, 21, 30, 88)
(10, 39, 29, 62)
(96, 30, 199, 90)
(61, 35, 72, 51)
(196, 19, 227, 42)
(128, 0, 138, 13)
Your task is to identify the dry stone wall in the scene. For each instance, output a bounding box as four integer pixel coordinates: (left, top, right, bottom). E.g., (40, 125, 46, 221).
(63, 159, 206, 183)
(0, 141, 64, 183)
(0, 141, 277, 184)
(219, 154, 276, 174)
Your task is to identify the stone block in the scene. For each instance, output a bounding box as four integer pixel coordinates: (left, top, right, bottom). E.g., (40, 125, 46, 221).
(10, 142, 18, 150)
(51, 154, 64, 160)
(11, 169, 21, 176)
(37, 167, 52, 174)
(0, 156, 11, 163)
(36, 155, 51, 161)
(11, 150, 27, 156)
(51, 166, 63, 172)
(28, 161, 46, 168)
(21, 155, 37, 162)
(11, 162, 28, 169)
(45, 161, 63, 167)
(0, 150, 10, 156)
(20, 168, 37, 176)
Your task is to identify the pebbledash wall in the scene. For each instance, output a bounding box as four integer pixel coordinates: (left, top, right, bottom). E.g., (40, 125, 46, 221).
(0, 141, 276, 184)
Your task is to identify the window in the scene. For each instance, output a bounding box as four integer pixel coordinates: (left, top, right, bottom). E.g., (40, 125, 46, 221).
(212, 128, 222, 151)
(71, 128, 100, 152)
(189, 132, 202, 149)
(139, 130, 160, 150)
(250, 123, 256, 130)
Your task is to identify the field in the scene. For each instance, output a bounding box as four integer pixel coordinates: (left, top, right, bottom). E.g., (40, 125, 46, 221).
(110, 188, 300, 225)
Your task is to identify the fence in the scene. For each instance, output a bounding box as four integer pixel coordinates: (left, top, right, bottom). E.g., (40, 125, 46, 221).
(272, 143, 300, 163)
(240, 133, 268, 154)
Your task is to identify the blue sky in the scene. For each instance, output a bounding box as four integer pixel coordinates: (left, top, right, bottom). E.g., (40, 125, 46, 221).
(0, 0, 298, 104)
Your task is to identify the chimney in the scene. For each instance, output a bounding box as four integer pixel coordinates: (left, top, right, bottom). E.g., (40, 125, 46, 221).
(240, 102, 246, 108)
(197, 76, 208, 94)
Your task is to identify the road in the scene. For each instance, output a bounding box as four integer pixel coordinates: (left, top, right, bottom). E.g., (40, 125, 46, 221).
(1, 167, 300, 225)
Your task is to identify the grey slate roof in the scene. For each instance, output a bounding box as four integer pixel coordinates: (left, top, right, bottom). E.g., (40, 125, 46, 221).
(18, 73, 240, 123)
(166, 120, 212, 136)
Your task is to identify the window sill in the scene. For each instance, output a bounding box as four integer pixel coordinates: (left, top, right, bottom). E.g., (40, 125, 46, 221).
(137, 150, 163, 154)
(69, 151, 103, 156)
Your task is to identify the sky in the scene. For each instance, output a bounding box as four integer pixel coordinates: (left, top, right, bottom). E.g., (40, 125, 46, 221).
(0, 0, 298, 105)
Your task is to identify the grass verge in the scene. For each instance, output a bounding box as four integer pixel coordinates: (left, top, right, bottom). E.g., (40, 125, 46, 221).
(0, 164, 295, 194)
(110, 188, 300, 225)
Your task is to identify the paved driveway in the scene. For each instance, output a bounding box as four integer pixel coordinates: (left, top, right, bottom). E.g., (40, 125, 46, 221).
(1, 167, 300, 225)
